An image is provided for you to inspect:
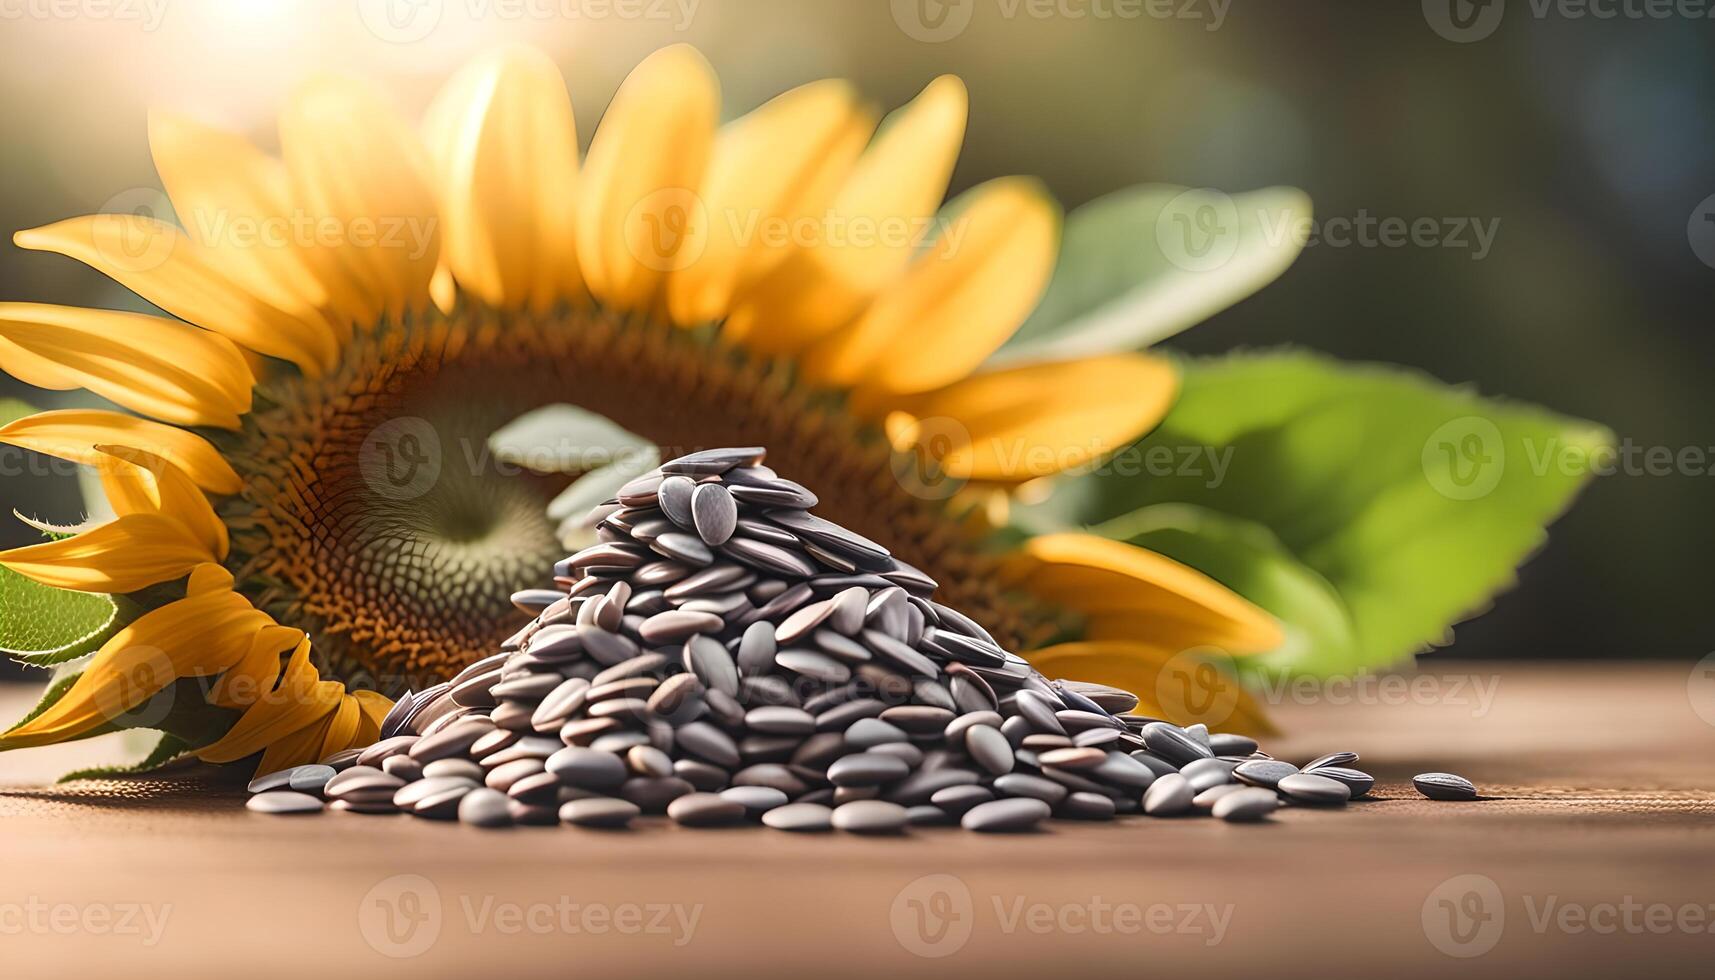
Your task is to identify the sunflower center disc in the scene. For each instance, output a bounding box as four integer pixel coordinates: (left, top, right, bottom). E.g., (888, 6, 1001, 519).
(217, 311, 1031, 690)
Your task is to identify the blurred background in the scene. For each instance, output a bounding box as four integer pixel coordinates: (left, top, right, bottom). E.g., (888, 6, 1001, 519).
(0, 0, 1709, 671)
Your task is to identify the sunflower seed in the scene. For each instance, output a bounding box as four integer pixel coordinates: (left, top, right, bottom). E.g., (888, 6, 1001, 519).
(660, 446, 765, 475)
(1305, 750, 1359, 771)
(830, 799, 907, 834)
(690, 482, 738, 546)
(761, 802, 833, 832)
(961, 797, 1050, 832)
(1277, 772, 1352, 806)
(1212, 787, 1281, 822)
(1143, 773, 1196, 816)
(560, 797, 640, 828)
(1413, 772, 1478, 801)
(668, 792, 747, 826)
(1234, 758, 1300, 789)
(247, 791, 325, 814)
(1310, 766, 1374, 798)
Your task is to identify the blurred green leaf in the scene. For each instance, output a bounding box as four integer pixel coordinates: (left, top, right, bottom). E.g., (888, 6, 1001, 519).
(0, 399, 35, 426)
(1, 565, 122, 667)
(489, 404, 650, 474)
(1075, 350, 1611, 675)
(994, 185, 1310, 364)
(58, 733, 190, 783)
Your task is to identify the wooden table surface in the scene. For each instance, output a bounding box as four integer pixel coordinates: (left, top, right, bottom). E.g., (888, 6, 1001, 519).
(4, 661, 1713, 978)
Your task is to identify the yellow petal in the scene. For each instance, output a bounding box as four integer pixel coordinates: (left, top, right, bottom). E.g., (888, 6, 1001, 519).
(878, 353, 1175, 482)
(422, 45, 582, 311)
(207, 625, 303, 710)
(14, 215, 338, 375)
(147, 111, 339, 324)
(257, 713, 335, 774)
(804, 176, 1057, 391)
(0, 580, 267, 748)
(351, 689, 392, 745)
(198, 633, 344, 764)
(575, 44, 718, 312)
(280, 75, 442, 319)
(94, 445, 228, 559)
(667, 78, 872, 326)
(1026, 641, 1274, 735)
(1015, 533, 1284, 654)
(723, 75, 967, 355)
(0, 409, 240, 493)
(318, 693, 362, 759)
(0, 304, 253, 428)
(0, 513, 217, 593)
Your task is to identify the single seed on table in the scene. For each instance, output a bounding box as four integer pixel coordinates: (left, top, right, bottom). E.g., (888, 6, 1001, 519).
(1277, 772, 1353, 806)
(1413, 772, 1478, 801)
(1143, 773, 1195, 816)
(719, 785, 788, 815)
(1212, 787, 1282, 822)
(762, 802, 833, 832)
(962, 797, 1051, 833)
(458, 788, 513, 828)
(1059, 792, 1117, 820)
(668, 792, 747, 827)
(247, 791, 324, 815)
(1310, 766, 1375, 798)
(831, 799, 908, 834)
(560, 798, 641, 828)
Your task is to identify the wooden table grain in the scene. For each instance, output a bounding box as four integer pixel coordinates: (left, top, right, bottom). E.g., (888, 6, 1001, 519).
(3, 661, 1713, 978)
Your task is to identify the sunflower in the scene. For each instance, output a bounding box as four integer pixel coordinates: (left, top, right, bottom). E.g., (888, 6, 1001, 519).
(0, 44, 1282, 774)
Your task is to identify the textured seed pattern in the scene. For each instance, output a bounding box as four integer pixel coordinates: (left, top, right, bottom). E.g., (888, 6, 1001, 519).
(251, 448, 1419, 832)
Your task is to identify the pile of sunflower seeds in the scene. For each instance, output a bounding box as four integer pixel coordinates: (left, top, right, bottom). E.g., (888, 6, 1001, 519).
(247, 447, 1472, 831)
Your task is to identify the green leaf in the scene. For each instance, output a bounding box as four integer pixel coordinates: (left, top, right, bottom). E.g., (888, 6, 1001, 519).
(1091, 503, 1362, 677)
(993, 185, 1310, 364)
(0, 565, 123, 667)
(5, 660, 88, 733)
(489, 404, 650, 474)
(1075, 349, 1610, 676)
(0, 398, 36, 426)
